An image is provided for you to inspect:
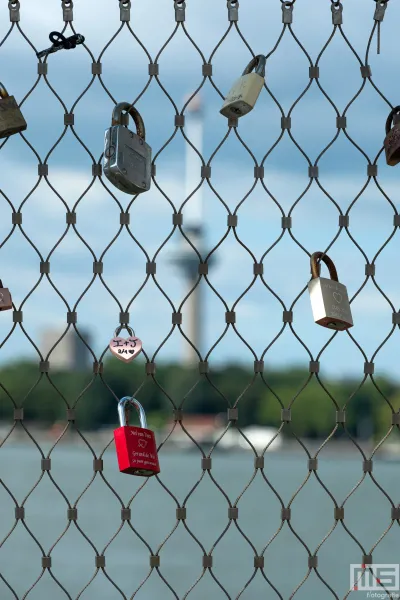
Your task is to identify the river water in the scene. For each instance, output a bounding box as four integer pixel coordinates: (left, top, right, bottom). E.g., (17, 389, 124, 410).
(0, 443, 398, 599)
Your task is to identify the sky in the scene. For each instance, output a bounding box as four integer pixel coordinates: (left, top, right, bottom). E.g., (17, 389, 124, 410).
(0, 0, 400, 380)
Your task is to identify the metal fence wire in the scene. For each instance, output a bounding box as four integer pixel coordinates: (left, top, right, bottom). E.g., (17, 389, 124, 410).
(1, 0, 400, 598)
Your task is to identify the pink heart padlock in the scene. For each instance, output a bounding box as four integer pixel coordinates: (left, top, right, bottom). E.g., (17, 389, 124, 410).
(109, 327, 143, 363)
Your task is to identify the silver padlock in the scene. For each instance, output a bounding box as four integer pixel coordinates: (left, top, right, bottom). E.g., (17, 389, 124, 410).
(308, 252, 353, 331)
(103, 102, 151, 195)
(220, 55, 266, 119)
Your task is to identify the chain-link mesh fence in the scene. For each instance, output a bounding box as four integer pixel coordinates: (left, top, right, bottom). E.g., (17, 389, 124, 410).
(1, 0, 400, 598)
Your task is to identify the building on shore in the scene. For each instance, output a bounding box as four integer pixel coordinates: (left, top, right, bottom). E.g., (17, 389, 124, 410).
(41, 327, 92, 372)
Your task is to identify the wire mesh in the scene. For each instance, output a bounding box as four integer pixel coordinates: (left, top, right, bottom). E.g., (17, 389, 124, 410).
(0, 0, 400, 598)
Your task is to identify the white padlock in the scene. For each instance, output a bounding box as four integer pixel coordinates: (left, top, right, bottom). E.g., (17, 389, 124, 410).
(220, 55, 266, 119)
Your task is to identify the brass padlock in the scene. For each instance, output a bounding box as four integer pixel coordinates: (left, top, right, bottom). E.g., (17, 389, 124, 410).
(308, 252, 353, 331)
(0, 82, 27, 139)
(384, 106, 400, 166)
(0, 280, 13, 311)
(220, 55, 266, 119)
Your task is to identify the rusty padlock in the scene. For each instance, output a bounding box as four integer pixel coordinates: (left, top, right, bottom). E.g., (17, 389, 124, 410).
(308, 252, 353, 331)
(384, 106, 400, 166)
(114, 397, 160, 477)
(0, 280, 13, 311)
(0, 82, 27, 139)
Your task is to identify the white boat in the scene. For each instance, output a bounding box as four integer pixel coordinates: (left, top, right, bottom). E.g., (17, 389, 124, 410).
(216, 426, 282, 452)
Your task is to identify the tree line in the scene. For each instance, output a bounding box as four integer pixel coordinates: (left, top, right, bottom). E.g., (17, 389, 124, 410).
(0, 359, 399, 440)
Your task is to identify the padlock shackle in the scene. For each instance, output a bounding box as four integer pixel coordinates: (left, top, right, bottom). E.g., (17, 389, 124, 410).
(118, 396, 148, 429)
(114, 324, 135, 338)
(242, 55, 266, 78)
(0, 82, 9, 99)
(310, 251, 339, 282)
(385, 106, 400, 135)
(111, 102, 146, 140)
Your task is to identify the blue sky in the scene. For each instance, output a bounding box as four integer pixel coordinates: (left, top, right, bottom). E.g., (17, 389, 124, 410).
(0, 0, 400, 380)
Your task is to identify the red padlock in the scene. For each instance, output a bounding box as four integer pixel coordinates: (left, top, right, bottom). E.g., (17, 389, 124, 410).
(114, 397, 160, 477)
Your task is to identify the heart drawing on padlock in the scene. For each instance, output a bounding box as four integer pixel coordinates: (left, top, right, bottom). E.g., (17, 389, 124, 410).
(109, 336, 143, 363)
(138, 438, 148, 449)
(333, 292, 342, 304)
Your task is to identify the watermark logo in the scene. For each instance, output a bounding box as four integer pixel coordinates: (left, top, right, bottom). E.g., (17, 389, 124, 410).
(350, 564, 399, 592)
